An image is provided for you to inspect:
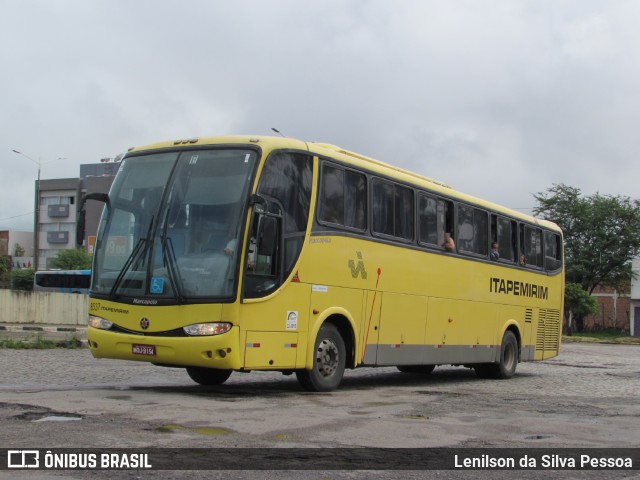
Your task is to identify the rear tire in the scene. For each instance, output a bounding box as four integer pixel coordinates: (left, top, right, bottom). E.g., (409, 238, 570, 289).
(186, 367, 232, 385)
(296, 323, 346, 392)
(475, 331, 518, 379)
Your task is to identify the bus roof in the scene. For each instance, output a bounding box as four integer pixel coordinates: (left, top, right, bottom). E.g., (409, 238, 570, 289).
(126, 135, 560, 233)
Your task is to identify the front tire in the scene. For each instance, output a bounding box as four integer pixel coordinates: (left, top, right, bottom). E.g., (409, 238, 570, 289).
(186, 367, 232, 385)
(296, 323, 346, 392)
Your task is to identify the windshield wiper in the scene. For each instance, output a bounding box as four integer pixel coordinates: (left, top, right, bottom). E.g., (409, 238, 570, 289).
(160, 207, 186, 304)
(109, 216, 154, 300)
(109, 237, 148, 299)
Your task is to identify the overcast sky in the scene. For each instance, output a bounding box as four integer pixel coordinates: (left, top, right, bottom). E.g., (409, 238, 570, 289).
(1, 0, 639, 234)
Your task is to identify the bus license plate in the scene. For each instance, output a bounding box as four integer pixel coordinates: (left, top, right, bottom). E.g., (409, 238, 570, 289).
(132, 344, 156, 356)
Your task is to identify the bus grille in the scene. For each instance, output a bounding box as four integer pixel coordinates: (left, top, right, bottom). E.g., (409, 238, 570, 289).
(536, 309, 561, 351)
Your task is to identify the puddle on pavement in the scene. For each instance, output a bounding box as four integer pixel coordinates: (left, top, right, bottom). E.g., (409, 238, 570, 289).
(32, 415, 82, 422)
(458, 415, 480, 423)
(398, 413, 430, 420)
(155, 424, 231, 436)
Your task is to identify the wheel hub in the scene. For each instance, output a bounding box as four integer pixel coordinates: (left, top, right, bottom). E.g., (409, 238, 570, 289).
(316, 338, 339, 377)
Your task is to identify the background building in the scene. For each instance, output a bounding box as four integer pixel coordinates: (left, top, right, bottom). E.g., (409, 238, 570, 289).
(630, 258, 640, 337)
(37, 177, 81, 269)
(583, 286, 631, 334)
(34, 161, 120, 270)
(0, 230, 34, 267)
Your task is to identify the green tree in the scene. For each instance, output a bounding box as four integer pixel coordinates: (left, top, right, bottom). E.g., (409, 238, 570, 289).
(11, 268, 34, 291)
(0, 256, 10, 274)
(49, 249, 92, 270)
(534, 184, 640, 331)
(563, 283, 598, 335)
(13, 243, 25, 257)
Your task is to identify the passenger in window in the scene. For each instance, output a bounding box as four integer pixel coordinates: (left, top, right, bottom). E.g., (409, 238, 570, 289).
(519, 255, 526, 266)
(490, 242, 500, 260)
(442, 233, 456, 252)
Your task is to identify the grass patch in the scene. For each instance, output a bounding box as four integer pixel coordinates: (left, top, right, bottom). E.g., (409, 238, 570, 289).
(563, 329, 640, 344)
(0, 333, 84, 349)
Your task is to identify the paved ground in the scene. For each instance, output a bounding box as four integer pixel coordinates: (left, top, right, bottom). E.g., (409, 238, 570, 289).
(0, 342, 638, 479)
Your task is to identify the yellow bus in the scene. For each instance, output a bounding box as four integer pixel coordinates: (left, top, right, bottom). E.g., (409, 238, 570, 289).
(80, 135, 563, 391)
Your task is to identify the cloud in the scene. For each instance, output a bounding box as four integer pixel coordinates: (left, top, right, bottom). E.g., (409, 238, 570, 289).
(2, 0, 640, 232)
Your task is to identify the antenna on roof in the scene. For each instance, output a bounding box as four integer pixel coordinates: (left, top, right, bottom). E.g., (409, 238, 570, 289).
(271, 128, 286, 137)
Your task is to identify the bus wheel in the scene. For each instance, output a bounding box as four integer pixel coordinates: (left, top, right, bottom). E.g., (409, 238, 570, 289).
(186, 367, 232, 385)
(475, 331, 518, 379)
(296, 323, 346, 392)
(397, 365, 435, 374)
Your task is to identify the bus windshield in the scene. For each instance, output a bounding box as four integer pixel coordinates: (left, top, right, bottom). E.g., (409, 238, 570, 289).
(91, 148, 258, 301)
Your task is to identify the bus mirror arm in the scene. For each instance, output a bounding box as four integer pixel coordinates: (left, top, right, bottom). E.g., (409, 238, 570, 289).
(76, 193, 110, 247)
(250, 194, 267, 207)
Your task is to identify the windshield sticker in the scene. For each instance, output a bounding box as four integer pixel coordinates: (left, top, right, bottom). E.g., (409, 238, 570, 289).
(150, 277, 165, 294)
(189, 155, 199, 165)
(286, 311, 298, 330)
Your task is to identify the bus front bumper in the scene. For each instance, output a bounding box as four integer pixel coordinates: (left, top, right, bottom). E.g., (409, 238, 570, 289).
(87, 326, 242, 370)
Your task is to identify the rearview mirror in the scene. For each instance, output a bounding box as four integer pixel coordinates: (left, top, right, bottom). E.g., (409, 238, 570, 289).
(76, 193, 109, 247)
(258, 216, 278, 256)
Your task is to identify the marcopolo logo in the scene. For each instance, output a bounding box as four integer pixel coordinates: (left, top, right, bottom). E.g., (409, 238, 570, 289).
(7, 450, 39, 469)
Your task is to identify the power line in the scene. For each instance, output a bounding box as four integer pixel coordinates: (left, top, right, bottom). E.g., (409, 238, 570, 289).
(0, 211, 34, 222)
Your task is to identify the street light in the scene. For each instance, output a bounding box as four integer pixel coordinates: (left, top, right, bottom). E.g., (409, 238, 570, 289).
(12, 149, 66, 271)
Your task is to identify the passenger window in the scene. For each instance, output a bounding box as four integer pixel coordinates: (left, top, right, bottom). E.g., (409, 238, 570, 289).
(457, 205, 488, 255)
(318, 164, 366, 230)
(319, 164, 344, 225)
(491, 215, 517, 262)
(544, 231, 563, 271)
(259, 152, 312, 235)
(372, 180, 395, 236)
(520, 225, 543, 268)
(372, 180, 413, 240)
(419, 194, 455, 248)
(418, 195, 438, 245)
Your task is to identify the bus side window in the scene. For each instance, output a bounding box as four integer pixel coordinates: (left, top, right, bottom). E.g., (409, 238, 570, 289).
(372, 180, 413, 241)
(520, 224, 543, 268)
(418, 194, 438, 246)
(437, 198, 454, 247)
(318, 164, 367, 230)
(457, 205, 488, 256)
(545, 231, 562, 271)
(492, 215, 517, 262)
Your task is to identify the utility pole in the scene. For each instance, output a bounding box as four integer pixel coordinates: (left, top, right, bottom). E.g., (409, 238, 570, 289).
(12, 150, 66, 271)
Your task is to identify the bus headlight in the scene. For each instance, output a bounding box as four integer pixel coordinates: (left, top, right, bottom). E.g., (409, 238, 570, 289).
(183, 323, 232, 336)
(89, 315, 113, 330)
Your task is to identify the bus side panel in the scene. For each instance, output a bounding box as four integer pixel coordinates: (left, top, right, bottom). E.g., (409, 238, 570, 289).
(360, 290, 381, 365)
(499, 304, 534, 361)
(376, 293, 428, 366)
(241, 282, 312, 369)
(424, 298, 498, 364)
(534, 307, 562, 360)
(244, 331, 298, 369)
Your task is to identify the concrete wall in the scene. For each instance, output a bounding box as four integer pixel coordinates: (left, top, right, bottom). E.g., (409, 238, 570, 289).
(0, 289, 88, 326)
